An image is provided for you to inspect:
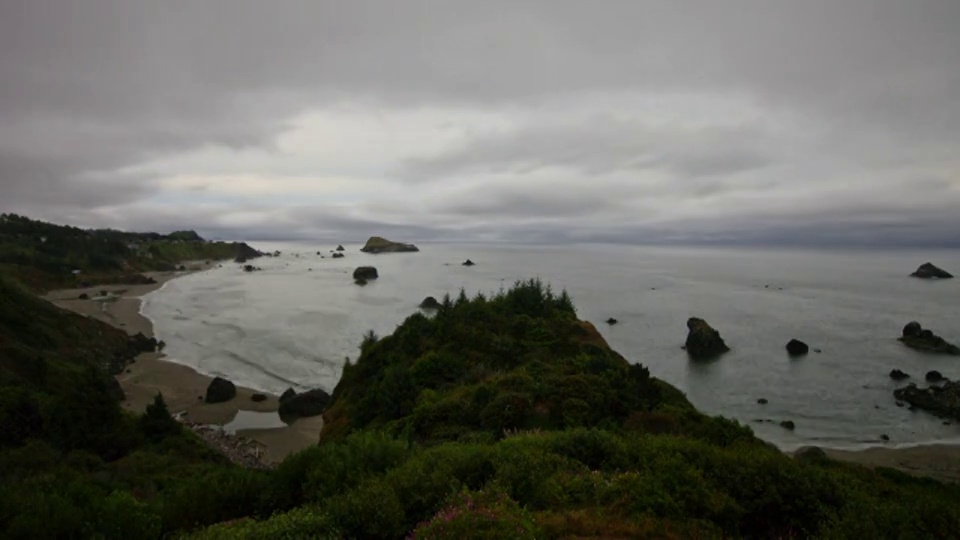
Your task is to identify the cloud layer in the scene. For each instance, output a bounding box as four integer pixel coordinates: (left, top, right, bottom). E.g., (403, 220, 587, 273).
(2, 0, 958, 245)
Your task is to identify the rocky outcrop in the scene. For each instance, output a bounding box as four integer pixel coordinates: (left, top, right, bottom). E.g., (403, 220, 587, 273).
(780, 420, 796, 431)
(419, 296, 441, 309)
(234, 242, 263, 264)
(926, 371, 945, 383)
(462, 259, 476, 266)
(605, 318, 618, 325)
(353, 266, 379, 281)
(910, 262, 953, 279)
(354, 278, 368, 286)
(898, 322, 960, 355)
(336, 244, 345, 251)
(893, 381, 960, 421)
(786, 339, 809, 357)
(205, 377, 237, 403)
(129, 332, 158, 353)
(889, 369, 911, 381)
(278, 388, 331, 419)
(684, 317, 730, 359)
(332, 252, 345, 259)
(242, 265, 261, 273)
(360, 236, 419, 254)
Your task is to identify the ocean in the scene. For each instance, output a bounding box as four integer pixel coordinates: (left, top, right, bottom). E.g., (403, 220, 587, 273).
(141, 243, 960, 450)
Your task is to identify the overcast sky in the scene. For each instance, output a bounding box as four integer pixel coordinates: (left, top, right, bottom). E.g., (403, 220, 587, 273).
(2, 1, 959, 246)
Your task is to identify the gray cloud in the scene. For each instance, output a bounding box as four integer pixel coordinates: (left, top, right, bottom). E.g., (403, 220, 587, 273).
(1, 0, 958, 245)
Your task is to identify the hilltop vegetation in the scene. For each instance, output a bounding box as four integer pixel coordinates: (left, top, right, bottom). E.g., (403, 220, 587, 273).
(2, 263, 959, 538)
(0, 214, 256, 290)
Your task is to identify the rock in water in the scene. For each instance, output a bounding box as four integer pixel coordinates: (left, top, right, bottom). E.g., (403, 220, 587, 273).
(354, 278, 368, 286)
(205, 377, 236, 403)
(786, 339, 809, 357)
(419, 296, 441, 309)
(353, 266, 379, 281)
(332, 252, 345, 259)
(462, 259, 476, 266)
(605, 318, 618, 325)
(910, 262, 953, 279)
(926, 371, 945, 383)
(780, 420, 796, 431)
(894, 381, 960, 421)
(902, 321, 922, 338)
(279, 388, 331, 419)
(360, 236, 419, 253)
(336, 244, 345, 251)
(889, 369, 911, 381)
(898, 322, 960, 355)
(684, 317, 730, 359)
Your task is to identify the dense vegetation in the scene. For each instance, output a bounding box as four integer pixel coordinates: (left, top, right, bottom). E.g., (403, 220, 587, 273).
(0, 213, 255, 290)
(1, 217, 959, 538)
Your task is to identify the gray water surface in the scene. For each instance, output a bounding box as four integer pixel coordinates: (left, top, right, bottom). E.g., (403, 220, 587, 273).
(142, 243, 960, 450)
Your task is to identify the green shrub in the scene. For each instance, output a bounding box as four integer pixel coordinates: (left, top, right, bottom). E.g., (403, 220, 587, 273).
(411, 489, 541, 540)
(184, 507, 339, 540)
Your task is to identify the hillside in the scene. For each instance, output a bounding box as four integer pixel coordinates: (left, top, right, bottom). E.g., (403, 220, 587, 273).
(2, 269, 959, 538)
(0, 213, 259, 291)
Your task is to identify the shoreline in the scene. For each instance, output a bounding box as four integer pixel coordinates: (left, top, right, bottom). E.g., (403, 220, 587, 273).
(44, 261, 323, 466)
(43, 263, 960, 481)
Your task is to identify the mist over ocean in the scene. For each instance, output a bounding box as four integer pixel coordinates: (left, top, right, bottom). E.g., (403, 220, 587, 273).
(141, 243, 960, 450)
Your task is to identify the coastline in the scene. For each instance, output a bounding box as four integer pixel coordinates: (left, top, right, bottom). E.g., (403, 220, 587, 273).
(44, 261, 323, 465)
(42, 262, 960, 481)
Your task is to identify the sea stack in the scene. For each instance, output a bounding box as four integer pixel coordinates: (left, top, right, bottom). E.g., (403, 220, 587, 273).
(360, 236, 419, 253)
(898, 322, 960, 355)
(684, 317, 730, 359)
(910, 262, 953, 279)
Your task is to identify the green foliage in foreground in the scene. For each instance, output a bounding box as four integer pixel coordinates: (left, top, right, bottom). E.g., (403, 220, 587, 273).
(2, 275, 960, 539)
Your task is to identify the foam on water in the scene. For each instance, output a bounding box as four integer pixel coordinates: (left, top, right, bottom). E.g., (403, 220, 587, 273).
(141, 243, 960, 450)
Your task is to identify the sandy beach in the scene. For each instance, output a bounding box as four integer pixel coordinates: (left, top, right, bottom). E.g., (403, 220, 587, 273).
(44, 262, 323, 465)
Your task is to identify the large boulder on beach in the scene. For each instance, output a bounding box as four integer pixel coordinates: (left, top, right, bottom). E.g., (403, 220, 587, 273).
(205, 377, 237, 403)
(129, 332, 158, 353)
(360, 236, 419, 254)
(419, 296, 441, 309)
(898, 322, 960, 355)
(278, 388, 331, 419)
(279, 388, 297, 402)
(893, 381, 960, 421)
(353, 266, 378, 281)
(910, 262, 953, 279)
(786, 339, 809, 357)
(684, 317, 730, 359)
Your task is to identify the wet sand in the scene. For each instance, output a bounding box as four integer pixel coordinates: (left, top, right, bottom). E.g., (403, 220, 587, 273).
(45, 262, 323, 465)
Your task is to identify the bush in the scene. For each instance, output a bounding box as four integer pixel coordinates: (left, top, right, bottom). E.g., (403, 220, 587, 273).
(411, 489, 541, 540)
(185, 507, 339, 540)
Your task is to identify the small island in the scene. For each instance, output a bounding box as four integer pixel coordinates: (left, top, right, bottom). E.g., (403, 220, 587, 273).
(910, 262, 953, 279)
(359, 236, 419, 254)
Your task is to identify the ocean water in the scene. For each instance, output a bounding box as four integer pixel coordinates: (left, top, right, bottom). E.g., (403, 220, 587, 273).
(141, 243, 960, 450)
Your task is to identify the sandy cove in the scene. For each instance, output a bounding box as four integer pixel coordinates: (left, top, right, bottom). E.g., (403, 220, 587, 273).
(44, 263, 960, 481)
(44, 262, 323, 466)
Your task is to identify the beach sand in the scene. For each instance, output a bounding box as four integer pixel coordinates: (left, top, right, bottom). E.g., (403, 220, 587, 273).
(821, 445, 960, 483)
(44, 262, 323, 465)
